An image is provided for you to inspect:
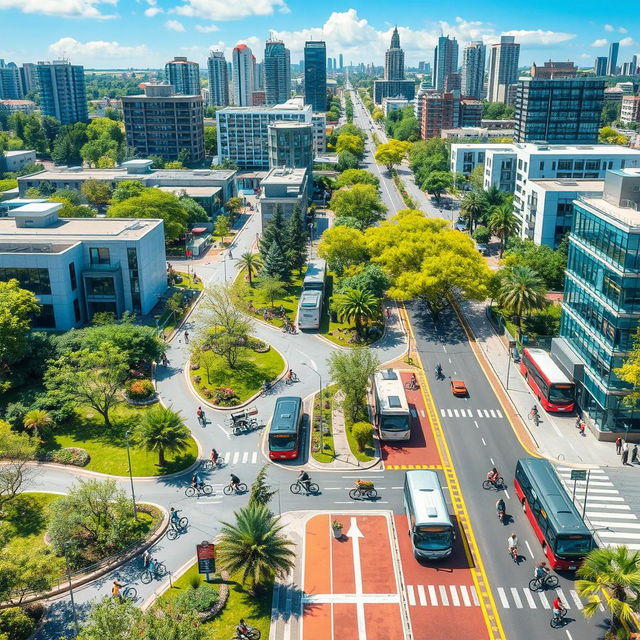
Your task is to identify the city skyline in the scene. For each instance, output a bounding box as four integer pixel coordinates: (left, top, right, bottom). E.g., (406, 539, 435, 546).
(1, 4, 639, 69)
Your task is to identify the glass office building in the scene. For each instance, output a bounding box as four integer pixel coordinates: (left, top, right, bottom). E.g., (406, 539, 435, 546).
(553, 168, 640, 437)
(303, 41, 326, 113)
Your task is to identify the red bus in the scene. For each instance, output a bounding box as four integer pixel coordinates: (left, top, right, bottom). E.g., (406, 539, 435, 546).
(514, 458, 594, 571)
(519, 348, 575, 412)
(268, 396, 303, 460)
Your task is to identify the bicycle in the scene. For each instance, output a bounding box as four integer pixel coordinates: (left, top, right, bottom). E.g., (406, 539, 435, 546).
(482, 477, 505, 490)
(550, 607, 567, 628)
(202, 457, 225, 470)
(405, 378, 419, 391)
(260, 383, 273, 397)
(290, 479, 319, 495)
(167, 516, 189, 540)
(349, 483, 378, 500)
(509, 546, 518, 563)
(232, 418, 258, 435)
(185, 484, 214, 497)
(122, 585, 138, 601)
(232, 627, 261, 640)
(223, 481, 248, 495)
(141, 562, 167, 583)
(529, 573, 559, 591)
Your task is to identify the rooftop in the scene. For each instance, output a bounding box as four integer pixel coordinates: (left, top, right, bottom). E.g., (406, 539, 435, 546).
(4, 150, 35, 157)
(579, 196, 640, 228)
(157, 185, 221, 197)
(451, 142, 640, 158)
(261, 167, 307, 186)
(531, 178, 604, 192)
(19, 166, 235, 183)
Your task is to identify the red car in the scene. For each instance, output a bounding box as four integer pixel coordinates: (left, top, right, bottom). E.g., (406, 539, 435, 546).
(451, 380, 468, 397)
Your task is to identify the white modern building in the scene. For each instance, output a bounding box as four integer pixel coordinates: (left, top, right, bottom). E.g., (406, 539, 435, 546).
(1, 150, 36, 172)
(441, 127, 514, 141)
(0, 203, 167, 330)
(232, 44, 255, 107)
(259, 167, 308, 228)
(382, 97, 409, 117)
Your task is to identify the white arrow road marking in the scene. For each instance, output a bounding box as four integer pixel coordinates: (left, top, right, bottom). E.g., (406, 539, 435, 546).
(347, 517, 366, 639)
(216, 423, 232, 440)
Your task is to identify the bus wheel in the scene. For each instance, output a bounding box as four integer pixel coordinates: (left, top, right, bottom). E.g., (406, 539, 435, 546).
(522, 500, 526, 513)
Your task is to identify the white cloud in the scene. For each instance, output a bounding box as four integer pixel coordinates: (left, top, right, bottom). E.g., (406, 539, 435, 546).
(0, 0, 117, 19)
(165, 19, 185, 31)
(195, 24, 219, 33)
(604, 24, 614, 32)
(619, 27, 628, 34)
(591, 38, 609, 47)
(174, 0, 288, 20)
(620, 37, 636, 47)
(500, 29, 575, 46)
(144, 6, 162, 16)
(580, 53, 591, 59)
(48, 37, 148, 66)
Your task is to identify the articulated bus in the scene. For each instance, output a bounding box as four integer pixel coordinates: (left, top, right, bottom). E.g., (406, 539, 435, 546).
(514, 458, 594, 570)
(268, 396, 303, 460)
(404, 470, 455, 560)
(519, 348, 575, 412)
(373, 368, 411, 440)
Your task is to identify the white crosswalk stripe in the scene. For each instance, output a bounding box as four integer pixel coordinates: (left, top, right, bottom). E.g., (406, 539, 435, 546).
(406, 585, 416, 606)
(449, 585, 460, 606)
(460, 585, 472, 607)
(219, 451, 261, 465)
(439, 585, 449, 606)
(510, 588, 523, 608)
(441, 408, 504, 419)
(453, 409, 460, 417)
(251, 451, 257, 463)
(523, 588, 536, 608)
(428, 585, 438, 606)
(497, 588, 509, 608)
(490, 588, 587, 610)
(496, 409, 503, 418)
(417, 585, 427, 606)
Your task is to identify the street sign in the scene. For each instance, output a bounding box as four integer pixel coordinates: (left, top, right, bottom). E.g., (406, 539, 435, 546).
(197, 542, 216, 575)
(570, 470, 587, 481)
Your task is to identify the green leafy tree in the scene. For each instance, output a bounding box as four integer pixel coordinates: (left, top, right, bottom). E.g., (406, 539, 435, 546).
(473, 225, 491, 244)
(460, 190, 487, 232)
(328, 348, 380, 422)
(335, 169, 379, 189)
(236, 252, 263, 287)
(468, 165, 485, 191)
(111, 180, 147, 203)
(134, 405, 191, 467)
(422, 170, 453, 201)
(338, 264, 390, 298)
(217, 504, 295, 594)
(336, 133, 365, 158)
(214, 214, 231, 243)
(333, 287, 380, 335)
(261, 242, 290, 279)
(259, 205, 285, 257)
(488, 203, 520, 257)
(81, 179, 113, 212)
(75, 597, 142, 640)
(502, 238, 567, 290)
(0, 540, 54, 604)
(249, 465, 277, 508)
(601, 101, 621, 126)
(576, 546, 640, 631)
(318, 226, 369, 275)
(375, 139, 410, 171)
(337, 150, 359, 171)
(204, 125, 217, 154)
(41, 115, 62, 151)
(351, 422, 374, 452)
(81, 138, 119, 167)
(599, 126, 628, 145)
(44, 343, 129, 428)
(225, 197, 244, 216)
(284, 205, 308, 275)
(483, 184, 506, 208)
(0, 422, 37, 512)
(164, 160, 184, 169)
(179, 196, 208, 224)
(330, 184, 386, 229)
(615, 327, 640, 408)
(496, 266, 547, 335)
(255, 276, 287, 309)
(50, 196, 95, 218)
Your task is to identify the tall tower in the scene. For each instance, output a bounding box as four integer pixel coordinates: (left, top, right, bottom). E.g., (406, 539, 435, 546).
(384, 26, 405, 81)
(304, 41, 327, 112)
(339, 53, 344, 71)
(487, 36, 520, 103)
(264, 39, 291, 105)
(461, 41, 486, 99)
(165, 56, 200, 95)
(207, 50, 229, 106)
(232, 44, 254, 106)
(433, 35, 459, 91)
(36, 60, 87, 124)
(607, 41, 620, 76)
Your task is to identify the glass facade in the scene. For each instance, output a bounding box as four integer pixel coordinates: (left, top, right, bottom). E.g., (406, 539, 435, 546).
(304, 41, 327, 113)
(0, 267, 51, 295)
(560, 200, 640, 433)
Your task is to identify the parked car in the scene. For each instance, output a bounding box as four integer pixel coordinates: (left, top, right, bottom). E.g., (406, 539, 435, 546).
(454, 217, 468, 232)
(476, 243, 489, 256)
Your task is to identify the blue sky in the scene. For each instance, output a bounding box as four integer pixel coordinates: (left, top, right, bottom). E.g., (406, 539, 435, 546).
(0, 0, 638, 69)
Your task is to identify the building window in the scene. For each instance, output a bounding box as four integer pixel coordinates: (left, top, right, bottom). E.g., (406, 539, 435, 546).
(89, 247, 110, 265)
(86, 276, 116, 296)
(73, 298, 81, 323)
(69, 262, 77, 291)
(0, 267, 51, 295)
(539, 161, 544, 170)
(32, 304, 56, 329)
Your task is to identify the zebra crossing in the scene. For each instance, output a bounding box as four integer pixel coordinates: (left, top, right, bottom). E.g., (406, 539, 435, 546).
(440, 408, 504, 419)
(405, 584, 592, 611)
(556, 466, 640, 550)
(218, 451, 261, 465)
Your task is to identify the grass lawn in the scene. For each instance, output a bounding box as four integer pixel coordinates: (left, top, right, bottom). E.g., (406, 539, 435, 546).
(41, 403, 198, 476)
(176, 271, 204, 291)
(311, 385, 337, 464)
(158, 563, 272, 638)
(191, 346, 284, 406)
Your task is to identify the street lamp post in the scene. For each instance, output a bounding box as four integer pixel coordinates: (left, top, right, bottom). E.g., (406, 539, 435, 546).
(63, 542, 80, 636)
(125, 430, 138, 519)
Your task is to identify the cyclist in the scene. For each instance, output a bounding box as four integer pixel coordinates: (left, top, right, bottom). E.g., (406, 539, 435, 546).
(553, 595, 564, 618)
(507, 533, 518, 557)
(286, 369, 294, 384)
(530, 404, 539, 417)
(112, 580, 123, 600)
(236, 619, 251, 639)
(184, 330, 189, 344)
(487, 468, 501, 486)
(261, 379, 271, 393)
(496, 498, 506, 519)
(435, 363, 443, 378)
(230, 473, 241, 492)
(409, 373, 418, 389)
(196, 406, 204, 424)
(298, 470, 311, 492)
(210, 448, 219, 465)
(148, 557, 157, 576)
(143, 549, 151, 568)
(170, 507, 181, 526)
(534, 561, 549, 580)
(191, 473, 203, 490)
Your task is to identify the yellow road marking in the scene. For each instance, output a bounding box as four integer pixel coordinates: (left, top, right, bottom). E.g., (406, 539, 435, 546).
(399, 301, 506, 640)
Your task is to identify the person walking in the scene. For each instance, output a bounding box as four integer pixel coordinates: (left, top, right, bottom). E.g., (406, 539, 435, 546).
(622, 441, 629, 465)
(632, 444, 639, 464)
(578, 421, 586, 436)
(615, 436, 622, 455)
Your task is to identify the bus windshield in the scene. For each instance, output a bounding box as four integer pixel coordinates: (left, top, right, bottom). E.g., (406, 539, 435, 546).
(381, 416, 410, 431)
(269, 434, 296, 451)
(555, 536, 593, 556)
(413, 526, 454, 551)
(549, 384, 574, 404)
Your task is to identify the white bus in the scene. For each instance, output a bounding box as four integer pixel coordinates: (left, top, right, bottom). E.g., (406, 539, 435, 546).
(297, 290, 322, 330)
(372, 368, 411, 440)
(302, 259, 327, 293)
(404, 470, 455, 560)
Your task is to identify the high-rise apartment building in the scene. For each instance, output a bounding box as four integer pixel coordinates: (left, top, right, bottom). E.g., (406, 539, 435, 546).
(487, 36, 520, 103)
(594, 56, 608, 76)
(461, 42, 486, 99)
(20, 63, 36, 95)
(268, 121, 314, 172)
(384, 27, 405, 81)
(433, 35, 459, 91)
(232, 44, 255, 107)
(304, 41, 327, 113)
(339, 53, 344, 71)
(264, 40, 291, 106)
(530, 60, 577, 79)
(0, 61, 23, 100)
(122, 84, 204, 163)
(36, 60, 87, 125)
(621, 95, 640, 124)
(607, 41, 619, 75)
(421, 91, 455, 139)
(514, 77, 605, 144)
(165, 57, 200, 95)
(207, 51, 229, 106)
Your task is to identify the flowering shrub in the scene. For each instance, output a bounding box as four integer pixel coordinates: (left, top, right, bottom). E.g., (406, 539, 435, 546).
(125, 378, 156, 400)
(193, 375, 202, 384)
(214, 387, 238, 406)
(38, 447, 90, 466)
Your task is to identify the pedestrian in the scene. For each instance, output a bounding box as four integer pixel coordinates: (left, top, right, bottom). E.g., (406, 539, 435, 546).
(622, 441, 629, 465)
(184, 330, 189, 344)
(615, 436, 622, 455)
(229, 250, 233, 260)
(143, 550, 151, 569)
(579, 421, 586, 436)
(632, 444, 639, 464)
(575, 416, 582, 428)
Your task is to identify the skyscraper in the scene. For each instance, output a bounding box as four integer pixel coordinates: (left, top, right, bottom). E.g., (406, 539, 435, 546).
(433, 35, 459, 91)
(207, 50, 229, 106)
(20, 63, 36, 95)
(304, 41, 327, 112)
(0, 61, 23, 100)
(594, 56, 608, 76)
(607, 42, 620, 75)
(487, 36, 520, 103)
(165, 57, 200, 95)
(339, 53, 344, 71)
(461, 41, 486, 99)
(232, 44, 255, 107)
(384, 27, 405, 81)
(264, 39, 291, 106)
(36, 60, 87, 125)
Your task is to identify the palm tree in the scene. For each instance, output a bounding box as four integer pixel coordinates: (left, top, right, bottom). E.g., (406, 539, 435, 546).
(134, 405, 191, 466)
(236, 252, 262, 287)
(577, 546, 640, 630)
(333, 287, 379, 336)
(460, 190, 486, 232)
(488, 203, 520, 257)
(483, 185, 505, 208)
(217, 503, 295, 594)
(496, 266, 547, 336)
(22, 409, 53, 440)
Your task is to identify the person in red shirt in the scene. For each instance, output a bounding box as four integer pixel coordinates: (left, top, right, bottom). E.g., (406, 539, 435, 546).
(553, 596, 564, 615)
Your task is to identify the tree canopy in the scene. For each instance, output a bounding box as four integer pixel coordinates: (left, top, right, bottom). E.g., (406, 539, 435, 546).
(375, 139, 410, 172)
(335, 169, 380, 189)
(329, 184, 386, 229)
(318, 226, 370, 275)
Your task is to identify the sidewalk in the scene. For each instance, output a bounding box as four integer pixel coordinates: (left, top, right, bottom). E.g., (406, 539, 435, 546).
(458, 298, 621, 468)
